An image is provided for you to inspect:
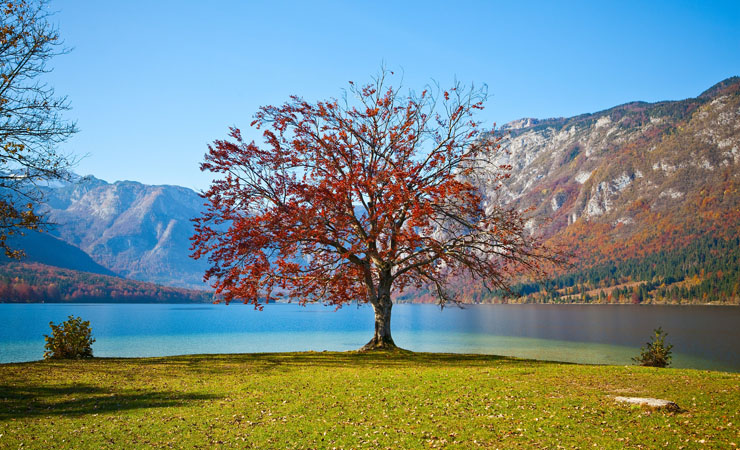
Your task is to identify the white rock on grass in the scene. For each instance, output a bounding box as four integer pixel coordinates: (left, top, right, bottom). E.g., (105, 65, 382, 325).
(614, 396, 681, 411)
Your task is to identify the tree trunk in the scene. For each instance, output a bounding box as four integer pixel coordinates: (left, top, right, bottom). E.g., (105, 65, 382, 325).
(360, 297, 396, 351)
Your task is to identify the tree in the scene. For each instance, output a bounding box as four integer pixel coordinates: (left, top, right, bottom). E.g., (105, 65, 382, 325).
(0, 0, 77, 258)
(43, 315, 94, 359)
(632, 327, 672, 368)
(192, 71, 555, 350)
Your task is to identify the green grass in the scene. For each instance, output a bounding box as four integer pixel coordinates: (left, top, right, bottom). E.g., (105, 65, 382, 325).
(0, 352, 738, 449)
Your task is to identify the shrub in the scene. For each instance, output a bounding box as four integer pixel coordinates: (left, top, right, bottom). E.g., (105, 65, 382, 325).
(633, 327, 673, 367)
(43, 316, 95, 359)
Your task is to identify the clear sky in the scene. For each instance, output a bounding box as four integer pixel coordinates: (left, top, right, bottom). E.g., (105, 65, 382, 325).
(45, 0, 740, 191)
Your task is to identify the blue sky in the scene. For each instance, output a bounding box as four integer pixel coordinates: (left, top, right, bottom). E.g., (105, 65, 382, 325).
(46, 0, 740, 191)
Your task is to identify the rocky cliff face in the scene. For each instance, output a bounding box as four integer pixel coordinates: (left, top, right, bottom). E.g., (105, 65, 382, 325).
(40, 177, 210, 289)
(481, 77, 740, 264)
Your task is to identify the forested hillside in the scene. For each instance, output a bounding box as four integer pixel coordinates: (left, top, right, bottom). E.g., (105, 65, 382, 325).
(0, 262, 213, 303)
(502, 236, 740, 304)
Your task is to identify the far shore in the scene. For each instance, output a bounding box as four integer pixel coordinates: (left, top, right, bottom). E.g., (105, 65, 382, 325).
(2, 299, 739, 306)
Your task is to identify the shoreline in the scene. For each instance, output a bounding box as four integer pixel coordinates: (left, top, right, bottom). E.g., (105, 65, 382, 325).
(2, 350, 739, 374)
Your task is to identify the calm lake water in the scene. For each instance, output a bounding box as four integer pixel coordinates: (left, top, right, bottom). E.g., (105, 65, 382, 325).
(1, 303, 738, 371)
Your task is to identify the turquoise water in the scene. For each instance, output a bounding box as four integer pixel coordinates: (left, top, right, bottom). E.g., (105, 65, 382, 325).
(1, 303, 737, 371)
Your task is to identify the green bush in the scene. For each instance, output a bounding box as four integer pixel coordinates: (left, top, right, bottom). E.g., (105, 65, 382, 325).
(633, 327, 673, 368)
(43, 316, 95, 359)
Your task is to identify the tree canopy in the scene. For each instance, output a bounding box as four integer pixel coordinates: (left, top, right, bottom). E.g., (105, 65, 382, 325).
(0, 0, 77, 257)
(192, 71, 554, 349)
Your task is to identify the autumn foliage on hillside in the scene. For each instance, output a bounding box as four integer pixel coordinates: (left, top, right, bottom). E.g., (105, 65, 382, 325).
(0, 262, 213, 303)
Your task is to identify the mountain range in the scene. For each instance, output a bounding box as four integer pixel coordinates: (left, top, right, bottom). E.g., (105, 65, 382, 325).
(0, 177, 213, 302)
(487, 76, 739, 252)
(39, 176, 210, 289)
(472, 76, 740, 304)
(400, 76, 739, 304)
(1, 77, 738, 304)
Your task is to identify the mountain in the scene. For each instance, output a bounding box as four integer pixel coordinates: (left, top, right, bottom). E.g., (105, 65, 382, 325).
(7, 78, 738, 304)
(487, 77, 739, 254)
(473, 77, 740, 304)
(38, 176, 210, 289)
(0, 231, 115, 276)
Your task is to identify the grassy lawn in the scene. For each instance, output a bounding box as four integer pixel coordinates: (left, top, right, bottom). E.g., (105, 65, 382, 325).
(0, 352, 738, 449)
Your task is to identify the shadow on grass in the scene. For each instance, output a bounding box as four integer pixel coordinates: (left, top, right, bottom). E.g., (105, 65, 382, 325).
(113, 350, 567, 375)
(0, 383, 219, 420)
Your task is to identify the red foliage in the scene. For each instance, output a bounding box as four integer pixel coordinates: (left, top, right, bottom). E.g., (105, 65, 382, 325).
(192, 71, 554, 346)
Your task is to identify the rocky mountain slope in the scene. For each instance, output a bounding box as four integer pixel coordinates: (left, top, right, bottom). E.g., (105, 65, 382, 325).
(38, 177, 210, 289)
(472, 77, 740, 303)
(484, 77, 739, 258)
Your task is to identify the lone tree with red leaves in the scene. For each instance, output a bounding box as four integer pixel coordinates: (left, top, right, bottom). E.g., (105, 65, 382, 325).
(192, 71, 553, 350)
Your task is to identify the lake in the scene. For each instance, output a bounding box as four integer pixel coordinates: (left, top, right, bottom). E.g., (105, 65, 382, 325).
(1, 303, 738, 371)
